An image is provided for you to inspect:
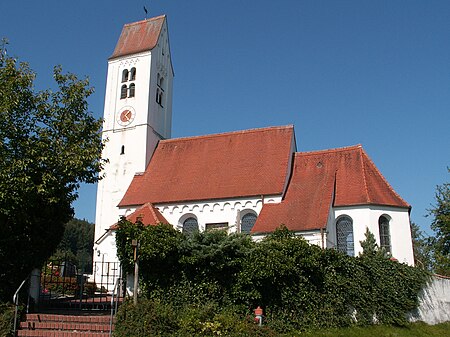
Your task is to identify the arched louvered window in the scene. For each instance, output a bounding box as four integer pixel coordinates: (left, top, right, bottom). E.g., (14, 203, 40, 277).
(379, 216, 391, 253)
(241, 212, 257, 234)
(122, 69, 129, 82)
(130, 67, 136, 81)
(183, 217, 198, 235)
(336, 216, 354, 256)
(120, 85, 127, 99)
(129, 83, 135, 98)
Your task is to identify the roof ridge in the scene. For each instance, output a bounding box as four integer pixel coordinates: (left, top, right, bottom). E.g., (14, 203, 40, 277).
(295, 144, 362, 156)
(123, 15, 166, 28)
(161, 125, 294, 144)
(359, 146, 370, 203)
(360, 149, 410, 207)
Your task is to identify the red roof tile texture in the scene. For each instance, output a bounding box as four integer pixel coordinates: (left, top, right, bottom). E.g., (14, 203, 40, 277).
(119, 126, 295, 206)
(110, 15, 165, 59)
(252, 145, 409, 233)
(110, 203, 169, 229)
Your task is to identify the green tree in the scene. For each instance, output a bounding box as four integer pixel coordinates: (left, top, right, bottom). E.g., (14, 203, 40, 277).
(410, 222, 433, 271)
(359, 227, 389, 258)
(0, 42, 105, 301)
(429, 169, 450, 276)
(51, 218, 95, 273)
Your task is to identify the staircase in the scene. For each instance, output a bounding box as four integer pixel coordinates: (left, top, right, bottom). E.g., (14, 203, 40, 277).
(17, 313, 113, 336)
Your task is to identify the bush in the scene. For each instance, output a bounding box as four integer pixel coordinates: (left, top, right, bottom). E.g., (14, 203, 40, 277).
(0, 303, 15, 337)
(114, 298, 277, 337)
(115, 223, 429, 334)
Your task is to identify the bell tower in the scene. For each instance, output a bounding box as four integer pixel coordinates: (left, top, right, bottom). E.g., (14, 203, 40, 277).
(94, 15, 174, 263)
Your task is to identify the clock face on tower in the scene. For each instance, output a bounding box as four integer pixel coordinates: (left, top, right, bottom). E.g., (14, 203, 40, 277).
(116, 106, 136, 126)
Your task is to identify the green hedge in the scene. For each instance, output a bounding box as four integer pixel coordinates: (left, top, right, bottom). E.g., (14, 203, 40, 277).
(115, 222, 429, 335)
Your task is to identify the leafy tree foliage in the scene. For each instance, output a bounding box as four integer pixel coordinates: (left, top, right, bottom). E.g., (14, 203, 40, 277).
(50, 218, 95, 273)
(116, 222, 428, 333)
(0, 43, 105, 301)
(429, 169, 450, 276)
(410, 222, 434, 271)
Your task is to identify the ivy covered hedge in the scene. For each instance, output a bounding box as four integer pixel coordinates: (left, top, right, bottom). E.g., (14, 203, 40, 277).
(114, 221, 429, 335)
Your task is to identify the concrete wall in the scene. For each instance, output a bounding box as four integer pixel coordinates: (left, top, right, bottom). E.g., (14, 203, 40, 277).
(409, 275, 450, 325)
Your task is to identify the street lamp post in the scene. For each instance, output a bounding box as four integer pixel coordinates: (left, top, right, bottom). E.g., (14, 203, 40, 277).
(131, 239, 139, 305)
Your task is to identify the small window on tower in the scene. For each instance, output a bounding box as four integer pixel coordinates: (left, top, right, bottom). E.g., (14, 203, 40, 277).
(129, 83, 135, 98)
(122, 69, 129, 83)
(157, 74, 164, 90)
(120, 85, 127, 99)
(156, 88, 163, 106)
(120, 145, 125, 155)
(130, 67, 136, 81)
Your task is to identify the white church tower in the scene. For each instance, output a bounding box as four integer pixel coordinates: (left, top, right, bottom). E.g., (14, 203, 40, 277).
(93, 15, 174, 268)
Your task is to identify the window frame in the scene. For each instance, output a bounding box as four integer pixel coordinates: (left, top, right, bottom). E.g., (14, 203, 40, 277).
(120, 84, 127, 99)
(121, 69, 129, 83)
(378, 215, 391, 253)
(240, 211, 257, 234)
(336, 215, 354, 256)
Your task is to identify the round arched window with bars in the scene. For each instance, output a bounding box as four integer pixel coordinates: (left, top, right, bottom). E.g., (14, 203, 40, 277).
(183, 217, 198, 235)
(336, 216, 354, 256)
(241, 212, 257, 234)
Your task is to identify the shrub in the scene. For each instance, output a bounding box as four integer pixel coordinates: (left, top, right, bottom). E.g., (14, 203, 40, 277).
(115, 224, 429, 334)
(113, 298, 277, 337)
(0, 303, 15, 337)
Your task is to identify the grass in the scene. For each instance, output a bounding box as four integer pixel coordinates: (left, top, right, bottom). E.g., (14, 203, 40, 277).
(288, 322, 450, 337)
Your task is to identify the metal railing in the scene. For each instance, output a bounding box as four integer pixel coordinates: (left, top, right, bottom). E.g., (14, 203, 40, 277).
(12, 278, 28, 336)
(109, 277, 123, 337)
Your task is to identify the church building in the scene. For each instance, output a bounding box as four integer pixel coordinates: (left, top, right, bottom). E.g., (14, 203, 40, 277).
(93, 15, 415, 278)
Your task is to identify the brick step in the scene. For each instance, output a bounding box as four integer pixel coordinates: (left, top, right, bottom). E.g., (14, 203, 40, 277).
(17, 331, 110, 336)
(18, 313, 114, 337)
(25, 314, 112, 324)
(20, 321, 112, 332)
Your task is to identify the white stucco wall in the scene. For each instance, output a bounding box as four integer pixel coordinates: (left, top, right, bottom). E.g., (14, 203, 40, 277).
(327, 205, 414, 265)
(409, 275, 450, 325)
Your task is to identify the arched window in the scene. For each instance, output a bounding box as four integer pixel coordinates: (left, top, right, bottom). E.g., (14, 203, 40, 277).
(241, 212, 257, 234)
(120, 85, 127, 99)
(336, 216, 354, 256)
(379, 216, 391, 253)
(120, 145, 125, 155)
(130, 67, 136, 81)
(129, 83, 135, 98)
(183, 217, 198, 235)
(122, 69, 129, 83)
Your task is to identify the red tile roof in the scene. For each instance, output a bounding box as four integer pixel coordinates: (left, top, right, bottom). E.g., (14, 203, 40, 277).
(119, 126, 295, 206)
(252, 145, 409, 234)
(110, 15, 165, 59)
(110, 203, 169, 229)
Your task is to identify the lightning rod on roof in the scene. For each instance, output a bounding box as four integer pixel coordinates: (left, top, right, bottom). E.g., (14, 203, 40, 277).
(144, 5, 148, 19)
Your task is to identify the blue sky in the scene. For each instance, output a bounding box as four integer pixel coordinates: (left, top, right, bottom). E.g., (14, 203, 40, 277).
(1, 1, 449, 234)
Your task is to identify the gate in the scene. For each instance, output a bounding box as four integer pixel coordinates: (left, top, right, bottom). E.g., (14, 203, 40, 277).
(38, 258, 124, 311)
